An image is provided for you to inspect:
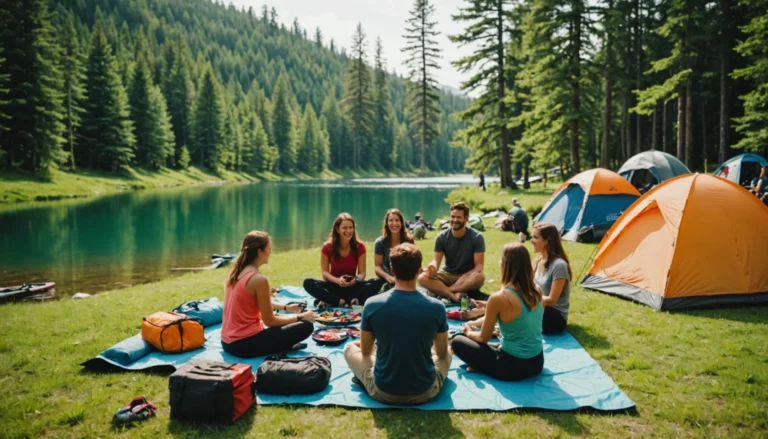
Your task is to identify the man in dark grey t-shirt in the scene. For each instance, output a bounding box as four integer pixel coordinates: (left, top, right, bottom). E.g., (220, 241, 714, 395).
(417, 202, 486, 302)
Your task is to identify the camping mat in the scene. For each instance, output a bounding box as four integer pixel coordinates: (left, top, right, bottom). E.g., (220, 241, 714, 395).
(82, 286, 635, 412)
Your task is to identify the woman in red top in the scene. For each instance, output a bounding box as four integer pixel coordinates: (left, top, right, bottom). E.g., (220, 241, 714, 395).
(221, 231, 316, 358)
(303, 213, 385, 307)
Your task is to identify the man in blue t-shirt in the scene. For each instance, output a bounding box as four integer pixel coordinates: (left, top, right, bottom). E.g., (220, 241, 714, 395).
(344, 243, 451, 405)
(418, 201, 486, 302)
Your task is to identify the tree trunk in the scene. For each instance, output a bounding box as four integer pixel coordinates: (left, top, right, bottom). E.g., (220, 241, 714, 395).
(652, 100, 659, 151)
(569, 0, 582, 174)
(685, 77, 694, 169)
(701, 109, 707, 168)
(523, 156, 530, 189)
(677, 87, 685, 162)
(621, 91, 628, 162)
(67, 86, 76, 170)
(497, 0, 514, 188)
(601, 0, 613, 168)
(625, 87, 632, 159)
(634, 0, 642, 152)
(719, 0, 732, 163)
(662, 99, 668, 153)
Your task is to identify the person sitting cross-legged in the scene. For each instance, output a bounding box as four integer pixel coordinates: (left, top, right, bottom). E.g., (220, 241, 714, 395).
(451, 243, 544, 381)
(417, 202, 486, 302)
(344, 243, 452, 405)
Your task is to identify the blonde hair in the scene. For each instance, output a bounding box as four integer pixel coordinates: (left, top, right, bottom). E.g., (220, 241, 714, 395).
(227, 231, 270, 286)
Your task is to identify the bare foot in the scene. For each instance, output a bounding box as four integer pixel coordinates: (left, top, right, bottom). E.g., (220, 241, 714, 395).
(338, 299, 347, 307)
(350, 298, 360, 306)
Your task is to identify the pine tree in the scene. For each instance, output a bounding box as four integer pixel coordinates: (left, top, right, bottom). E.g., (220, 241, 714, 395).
(321, 93, 346, 169)
(633, 0, 702, 167)
(80, 19, 135, 171)
(60, 13, 86, 170)
(451, 0, 517, 187)
(732, 1, 768, 154)
(191, 67, 226, 171)
(164, 38, 193, 169)
(128, 56, 154, 165)
(402, 0, 441, 169)
(342, 23, 374, 169)
(272, 72, 298, 173)
(145, 85, 174, 169)
(373, 37, 395, 170)
(0, 0, 66, 171)
(516, 0, 595, 175)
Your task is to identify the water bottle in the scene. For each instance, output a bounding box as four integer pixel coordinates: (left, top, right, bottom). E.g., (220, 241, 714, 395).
(460, 294, 469, 311)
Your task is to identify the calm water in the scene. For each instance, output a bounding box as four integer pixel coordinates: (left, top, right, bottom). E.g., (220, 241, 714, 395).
(0, 175, 492, 296)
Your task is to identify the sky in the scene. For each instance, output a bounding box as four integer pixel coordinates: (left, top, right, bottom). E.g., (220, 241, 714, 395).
(226, 0, 475, 93)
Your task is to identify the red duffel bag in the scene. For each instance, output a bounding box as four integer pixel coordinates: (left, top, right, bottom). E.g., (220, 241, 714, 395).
(169, 359, 256, 423)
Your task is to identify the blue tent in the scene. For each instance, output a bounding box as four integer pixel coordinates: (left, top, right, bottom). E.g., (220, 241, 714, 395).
(535, 169, 641, 242)
(618, 151, 690, 193)
(713, 153, 768, 186)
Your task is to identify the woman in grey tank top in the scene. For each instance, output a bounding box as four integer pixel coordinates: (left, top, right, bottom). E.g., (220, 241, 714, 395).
(531, 223, 573, 334)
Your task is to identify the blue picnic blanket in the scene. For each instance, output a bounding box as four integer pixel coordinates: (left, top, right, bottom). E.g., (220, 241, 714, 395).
(82, 287, 635, 412)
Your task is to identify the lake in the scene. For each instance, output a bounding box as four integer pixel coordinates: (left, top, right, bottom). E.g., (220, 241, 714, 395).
(0, 175, 494, 296)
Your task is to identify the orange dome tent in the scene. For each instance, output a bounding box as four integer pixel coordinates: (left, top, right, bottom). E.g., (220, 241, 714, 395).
(580, 173, 768, 311)
(535, 168, 640, 242)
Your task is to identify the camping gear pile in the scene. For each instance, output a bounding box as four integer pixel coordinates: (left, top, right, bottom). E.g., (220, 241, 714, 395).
(131, 298, 333, 424)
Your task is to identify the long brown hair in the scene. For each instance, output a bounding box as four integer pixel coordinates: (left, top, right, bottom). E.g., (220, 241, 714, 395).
(329, 213, 360, 260)
(381, 208, 412, 244)
(500, 243, 541, 309)
(227, 231, 270, 286)
(533, 222, 573, 278)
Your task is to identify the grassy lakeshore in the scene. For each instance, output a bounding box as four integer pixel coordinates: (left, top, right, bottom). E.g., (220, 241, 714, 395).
(0, 166, 440, 205)
(1, 189, 767, 438)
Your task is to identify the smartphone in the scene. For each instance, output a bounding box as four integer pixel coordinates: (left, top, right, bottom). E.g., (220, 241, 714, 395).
(341, 274, 354, 282)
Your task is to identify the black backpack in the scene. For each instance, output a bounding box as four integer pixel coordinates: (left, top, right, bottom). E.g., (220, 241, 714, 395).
(501, 216, 521, 233)
(256, 353, 331, 395)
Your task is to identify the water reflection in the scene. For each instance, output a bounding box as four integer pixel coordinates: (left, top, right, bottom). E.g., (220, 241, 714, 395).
(0, 176, 479, 296)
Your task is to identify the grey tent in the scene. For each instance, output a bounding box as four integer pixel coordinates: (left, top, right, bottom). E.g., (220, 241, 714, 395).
(618, 151, 690, 192)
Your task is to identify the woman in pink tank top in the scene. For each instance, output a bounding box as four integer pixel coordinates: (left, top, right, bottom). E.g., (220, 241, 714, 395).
(221, 231, 317, 358)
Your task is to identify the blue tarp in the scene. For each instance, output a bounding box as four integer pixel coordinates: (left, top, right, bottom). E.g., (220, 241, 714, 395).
(82, 287, 635, 412)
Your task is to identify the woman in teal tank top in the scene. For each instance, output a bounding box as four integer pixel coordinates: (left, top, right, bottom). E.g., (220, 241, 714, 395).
(451, 243, 544, 381)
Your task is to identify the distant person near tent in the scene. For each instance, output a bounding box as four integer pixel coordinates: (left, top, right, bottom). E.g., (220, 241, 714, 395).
(478, 172, 486, 191)
(507, 198, 531, 242)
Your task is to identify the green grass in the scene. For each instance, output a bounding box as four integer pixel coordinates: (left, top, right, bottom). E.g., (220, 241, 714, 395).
(0, 194, 766, 438)
(446, 183, 557, 215)
(0, 166, 260, 204)
(0, 166, 446, 205)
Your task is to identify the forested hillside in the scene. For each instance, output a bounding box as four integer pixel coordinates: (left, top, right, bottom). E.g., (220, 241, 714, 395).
(0, 0, 470, 175)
